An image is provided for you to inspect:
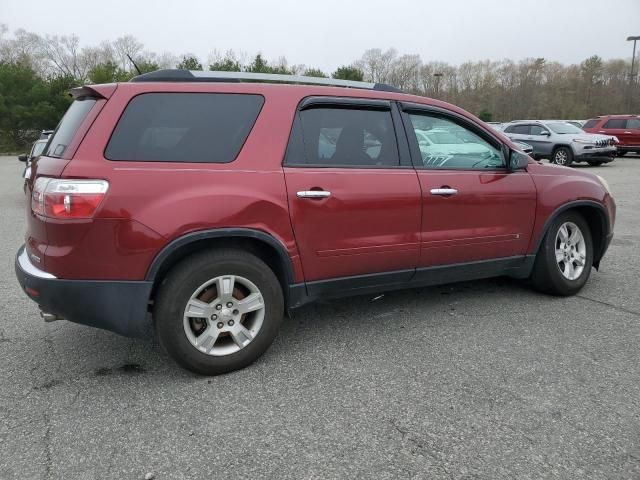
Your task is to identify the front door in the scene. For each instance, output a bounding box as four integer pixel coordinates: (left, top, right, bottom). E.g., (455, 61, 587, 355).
(283, 99, 422, 282)
(400, 104, 537, 267)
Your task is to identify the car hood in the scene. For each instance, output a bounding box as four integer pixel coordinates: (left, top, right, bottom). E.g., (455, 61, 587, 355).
(564, 133, 614, 143)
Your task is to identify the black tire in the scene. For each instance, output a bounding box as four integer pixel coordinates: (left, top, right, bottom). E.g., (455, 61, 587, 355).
(551, 146, 573, 166)
(587, 161, 604, 166)
(530, 211, 593, 296)
(617, 151, 626, 157)
(154, 249, 284, 375)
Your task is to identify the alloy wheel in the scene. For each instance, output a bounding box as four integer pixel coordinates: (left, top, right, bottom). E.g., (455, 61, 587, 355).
(554, 222, 587, 281)
(183, 275, 265, 356)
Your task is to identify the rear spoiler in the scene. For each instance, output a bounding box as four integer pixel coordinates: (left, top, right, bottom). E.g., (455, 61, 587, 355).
(70, 83, 117, 100)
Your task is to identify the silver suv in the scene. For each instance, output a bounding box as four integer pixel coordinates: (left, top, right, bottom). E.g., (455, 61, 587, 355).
(502, 120, 617, 166)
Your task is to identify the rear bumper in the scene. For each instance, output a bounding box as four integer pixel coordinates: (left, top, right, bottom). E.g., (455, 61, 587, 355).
(575, 150, 616, 163)
(15, 245, 152, 338)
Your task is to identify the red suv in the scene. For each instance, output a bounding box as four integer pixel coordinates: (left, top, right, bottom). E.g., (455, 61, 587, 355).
(15, 70, 616, 375)
(583, 115, 640, 155)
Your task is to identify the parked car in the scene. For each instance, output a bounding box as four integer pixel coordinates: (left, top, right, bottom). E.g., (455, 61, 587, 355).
(15, 70, 616, 375)
(583, 115, 640, 156)
(39, 129, 54, 140)
(18, 138, 49, 186)
(18, 138, 48, 165)
(502, 120, 617, 166)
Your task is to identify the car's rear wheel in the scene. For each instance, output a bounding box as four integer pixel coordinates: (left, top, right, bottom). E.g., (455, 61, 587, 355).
(551, 147, 573, 166)
(530, 211, 593, 296)
(155, 249, 284, 375)
(617, 151, 627, 157)
(587, 161, 604, 166)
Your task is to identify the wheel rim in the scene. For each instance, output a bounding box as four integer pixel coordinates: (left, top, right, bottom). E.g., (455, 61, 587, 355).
(183, 275, 265, 356)
(554, 150, 568, 165)
(555, 222, 586, 281)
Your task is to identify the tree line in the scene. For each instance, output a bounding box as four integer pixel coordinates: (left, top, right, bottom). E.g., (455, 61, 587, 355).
(1, 25, 637, 150)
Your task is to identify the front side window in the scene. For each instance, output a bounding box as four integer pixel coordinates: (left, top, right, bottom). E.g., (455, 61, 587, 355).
(530, 125, 550, 136)
(286, 107, 399, 167)
(603, 119, 627, 129)
(583, 119, 599, 129)
(407, 113, 505, 169)
(105, 93, 264, 163)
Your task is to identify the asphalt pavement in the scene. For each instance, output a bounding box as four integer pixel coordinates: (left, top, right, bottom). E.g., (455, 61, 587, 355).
(1, 156, 639, 479)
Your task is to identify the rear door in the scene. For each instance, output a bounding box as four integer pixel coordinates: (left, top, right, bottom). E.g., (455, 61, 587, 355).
(625, 117, 640, 148)
(283, 98, 422, 282)
(400, 103, 537, 267)
(597, 118, 628, 146)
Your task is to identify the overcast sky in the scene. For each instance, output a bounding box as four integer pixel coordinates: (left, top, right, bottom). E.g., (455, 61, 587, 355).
(1, 0, 639, 71)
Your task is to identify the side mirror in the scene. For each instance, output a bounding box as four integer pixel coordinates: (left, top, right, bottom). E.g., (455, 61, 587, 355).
(509, 150, 529, 170)
(540, 131, 551, 136)
(18, 154, 27, 162)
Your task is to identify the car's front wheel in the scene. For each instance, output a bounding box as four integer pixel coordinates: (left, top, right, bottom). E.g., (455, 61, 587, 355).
(155, 249, 284, 375)
(530, 211, 593, 296)
(551, 147, 573, 166)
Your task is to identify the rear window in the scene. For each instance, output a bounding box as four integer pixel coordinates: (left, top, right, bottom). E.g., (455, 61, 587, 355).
(105, 93, 264, 163)
(603, 119, 627, 129)
(583, 119, 599, 129)
(45, 98, 97, 158)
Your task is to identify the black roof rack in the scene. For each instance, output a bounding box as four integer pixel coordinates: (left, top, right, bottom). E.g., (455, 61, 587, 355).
(130, 69, 401, 92)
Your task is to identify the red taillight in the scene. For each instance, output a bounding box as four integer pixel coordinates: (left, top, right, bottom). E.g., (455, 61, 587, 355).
(31, 178, 109, 219)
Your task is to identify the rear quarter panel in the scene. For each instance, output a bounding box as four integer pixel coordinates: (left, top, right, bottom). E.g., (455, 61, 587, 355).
(57, 84, 305, 281)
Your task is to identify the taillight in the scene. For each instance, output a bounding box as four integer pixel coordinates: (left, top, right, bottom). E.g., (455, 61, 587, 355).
(31, 178, 109, 219)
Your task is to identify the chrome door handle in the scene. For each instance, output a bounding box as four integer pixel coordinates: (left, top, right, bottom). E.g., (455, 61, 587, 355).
(624, 131, 632, 134)
(430, 188, 458, 196)
(297, 190, 331, 199)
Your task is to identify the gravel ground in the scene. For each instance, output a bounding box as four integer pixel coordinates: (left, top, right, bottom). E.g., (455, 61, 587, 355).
(1, 156, 639, 479)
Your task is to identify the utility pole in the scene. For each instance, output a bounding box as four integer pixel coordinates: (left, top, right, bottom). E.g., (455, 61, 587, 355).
(433, 72, 443, 98)
(627, 36, 640, 111)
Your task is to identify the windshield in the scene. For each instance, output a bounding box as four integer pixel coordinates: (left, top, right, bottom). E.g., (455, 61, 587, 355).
(31, 141, 47, 157)
(547, 122, 583, 134)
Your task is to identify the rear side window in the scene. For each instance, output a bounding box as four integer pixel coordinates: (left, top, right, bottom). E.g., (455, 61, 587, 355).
(45, 98, 97, 158)
(105, 93, 264, 163)
(582, 119, 599, 129)
(603, 119, 626, 129)
(286, 107, 399, 167)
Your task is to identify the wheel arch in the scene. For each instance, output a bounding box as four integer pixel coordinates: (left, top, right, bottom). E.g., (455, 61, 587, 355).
(146, 229, 296, 301)
(533, 200, 609, 269)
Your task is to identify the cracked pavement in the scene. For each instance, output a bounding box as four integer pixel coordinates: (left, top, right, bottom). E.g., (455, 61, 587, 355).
(1, 156, 639, 479)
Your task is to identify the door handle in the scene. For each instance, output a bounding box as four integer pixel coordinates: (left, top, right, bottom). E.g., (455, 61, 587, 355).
(430, 188, 458, 196)
(297, 190, 331, 199)
(624, 131, 632, 134)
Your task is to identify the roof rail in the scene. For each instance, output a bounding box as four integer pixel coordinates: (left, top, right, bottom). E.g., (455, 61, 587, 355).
(130, 69, 401, 92)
